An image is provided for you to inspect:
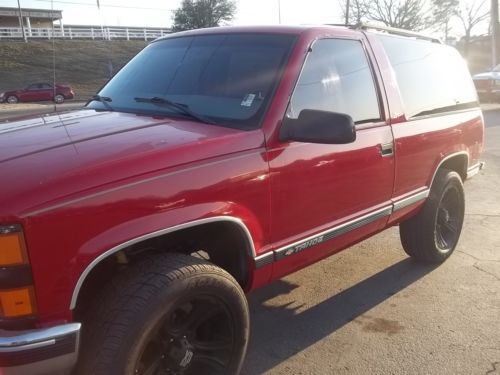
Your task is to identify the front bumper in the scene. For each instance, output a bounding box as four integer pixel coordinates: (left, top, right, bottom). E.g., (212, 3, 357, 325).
(0, 323, 80, 375)
(467, 162, 486, 179)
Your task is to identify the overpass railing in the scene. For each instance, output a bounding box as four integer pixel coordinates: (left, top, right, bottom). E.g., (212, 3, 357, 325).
(0, 26, 170, 41)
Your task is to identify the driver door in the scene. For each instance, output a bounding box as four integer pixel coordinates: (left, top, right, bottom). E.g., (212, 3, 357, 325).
(268, 37, 395, 278)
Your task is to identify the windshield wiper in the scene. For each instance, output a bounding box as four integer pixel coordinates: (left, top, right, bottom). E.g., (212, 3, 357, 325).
(134, 96, 216, 124)
(87, 95, 114, 112)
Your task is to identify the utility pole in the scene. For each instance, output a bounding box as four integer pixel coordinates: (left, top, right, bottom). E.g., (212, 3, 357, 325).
(17, 0, 27, 42)
(345, 0, 350, 25)
(492, 0, 499, 67)
(278, 0, 281, 24)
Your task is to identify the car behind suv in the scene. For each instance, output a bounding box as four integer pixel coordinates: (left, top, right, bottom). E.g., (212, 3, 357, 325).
(0, 82, 74, 104)
(0, 24, 483, 375)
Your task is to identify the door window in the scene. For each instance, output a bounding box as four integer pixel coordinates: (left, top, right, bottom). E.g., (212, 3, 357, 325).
(288, 39, 380, 124)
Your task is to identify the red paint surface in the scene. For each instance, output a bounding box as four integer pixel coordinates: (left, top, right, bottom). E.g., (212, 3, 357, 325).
(0, 25, 484, 327)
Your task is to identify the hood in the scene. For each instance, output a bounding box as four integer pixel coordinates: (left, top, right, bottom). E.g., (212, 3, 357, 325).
(0, 110, 264, 217)
(472, 71, 500, 80)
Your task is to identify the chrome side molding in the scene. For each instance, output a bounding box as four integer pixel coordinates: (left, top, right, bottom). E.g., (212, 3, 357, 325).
(255, 189, 430, 268)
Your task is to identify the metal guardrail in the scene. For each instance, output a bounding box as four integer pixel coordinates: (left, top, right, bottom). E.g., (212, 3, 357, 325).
(0, 26, 170, 41)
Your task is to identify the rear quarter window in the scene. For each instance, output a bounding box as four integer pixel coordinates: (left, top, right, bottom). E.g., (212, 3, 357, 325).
(378, 35, 478, 118)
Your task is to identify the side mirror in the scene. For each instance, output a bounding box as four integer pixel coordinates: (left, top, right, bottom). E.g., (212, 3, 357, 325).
(280, 109, 356, 144)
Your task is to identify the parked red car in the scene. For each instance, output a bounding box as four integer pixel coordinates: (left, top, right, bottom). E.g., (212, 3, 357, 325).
(0, 82, 74, 104)
(0, 24, 484, 375)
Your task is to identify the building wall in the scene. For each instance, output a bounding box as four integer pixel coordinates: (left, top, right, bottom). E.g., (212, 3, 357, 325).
(0, 16, 55, 28)
(0, 17, 21, 27)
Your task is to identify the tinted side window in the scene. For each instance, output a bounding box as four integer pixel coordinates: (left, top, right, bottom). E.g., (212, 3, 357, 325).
(288, 39, 380, 123)
(378, 35, 478, 118)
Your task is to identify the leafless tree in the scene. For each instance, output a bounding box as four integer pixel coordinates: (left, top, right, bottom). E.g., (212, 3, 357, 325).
(339, 0, 369, 25)
(430, 0, 459, 41)
(341, 0, 430, 30)
(456, 0, 489, 56)
(365, 0, 430, 30)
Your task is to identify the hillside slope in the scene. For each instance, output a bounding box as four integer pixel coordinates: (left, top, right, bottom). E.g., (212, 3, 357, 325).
(0, 40, 147, 99)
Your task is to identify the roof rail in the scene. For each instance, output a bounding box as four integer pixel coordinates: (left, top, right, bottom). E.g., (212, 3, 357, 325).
(355, 22, 442, 43)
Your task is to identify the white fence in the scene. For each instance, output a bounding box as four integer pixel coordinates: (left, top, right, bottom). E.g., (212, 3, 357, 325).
(0, 26, 170, 41)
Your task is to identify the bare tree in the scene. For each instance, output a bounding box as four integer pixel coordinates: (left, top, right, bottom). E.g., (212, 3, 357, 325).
(339, 0, 369, 24)
(365, 0, 430, 30)
(430, 0, 459, 41)
(340, 0, 430, 30)
(456, 0, 489, 56)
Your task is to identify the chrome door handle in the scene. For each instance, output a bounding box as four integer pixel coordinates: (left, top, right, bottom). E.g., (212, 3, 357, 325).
(379, 142, 394, 157)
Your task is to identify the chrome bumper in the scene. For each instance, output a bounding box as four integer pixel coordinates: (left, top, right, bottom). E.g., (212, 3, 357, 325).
(467, 162, 485, 179)
(0, 323, 80, 375)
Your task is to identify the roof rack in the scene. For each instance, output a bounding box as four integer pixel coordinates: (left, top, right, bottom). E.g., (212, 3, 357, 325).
(354, 22, 442, 43)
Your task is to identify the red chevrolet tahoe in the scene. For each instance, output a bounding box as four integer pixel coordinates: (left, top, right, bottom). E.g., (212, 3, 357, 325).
(0, 24, 484, 375)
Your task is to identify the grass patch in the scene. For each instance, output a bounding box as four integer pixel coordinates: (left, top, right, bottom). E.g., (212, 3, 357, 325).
(0, 39, 147, 99)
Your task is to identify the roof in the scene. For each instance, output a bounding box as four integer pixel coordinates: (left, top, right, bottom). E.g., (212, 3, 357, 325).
(0, 7, 62, 20)
(154, 24, 440, 43)
(155, 25, 348, 41)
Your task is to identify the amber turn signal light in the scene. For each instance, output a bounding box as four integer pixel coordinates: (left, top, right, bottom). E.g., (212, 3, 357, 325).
(0, 287, 37, 318)
(0, 225, 37, 319)
(0, 226, 29, 266)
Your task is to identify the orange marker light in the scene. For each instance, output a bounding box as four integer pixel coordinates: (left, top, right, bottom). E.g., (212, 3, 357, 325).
(0, 287, 36, 318)
(0, 231, 28, 266)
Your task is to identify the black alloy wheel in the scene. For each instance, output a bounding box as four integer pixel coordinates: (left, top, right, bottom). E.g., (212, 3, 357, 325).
(435, 185, 462, 252)
(135, 296, 236, 375)
(75, 253, 249, 375)
(400, 169, 465, 263)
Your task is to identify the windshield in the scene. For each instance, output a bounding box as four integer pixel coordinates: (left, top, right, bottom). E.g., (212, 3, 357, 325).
(87, 33, 296, 128)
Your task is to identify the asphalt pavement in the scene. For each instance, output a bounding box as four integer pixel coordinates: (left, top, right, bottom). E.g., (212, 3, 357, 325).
(0, 102, 498, 375)
(242, 111, 500, 375)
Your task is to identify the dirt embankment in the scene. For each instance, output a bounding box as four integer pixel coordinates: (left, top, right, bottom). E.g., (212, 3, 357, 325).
(0, 39, 147, 100)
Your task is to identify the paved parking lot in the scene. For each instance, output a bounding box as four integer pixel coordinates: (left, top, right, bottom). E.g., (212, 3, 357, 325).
(243, 111, 500, 375)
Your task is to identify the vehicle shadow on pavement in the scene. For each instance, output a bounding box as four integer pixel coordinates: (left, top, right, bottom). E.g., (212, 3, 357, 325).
(242, 258, 436, 375)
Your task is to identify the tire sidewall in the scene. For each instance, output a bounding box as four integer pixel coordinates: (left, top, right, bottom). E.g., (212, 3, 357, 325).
(429, 171, 465, 259)
(118, 272, 249, 375)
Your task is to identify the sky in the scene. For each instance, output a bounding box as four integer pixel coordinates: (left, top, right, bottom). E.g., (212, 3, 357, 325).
(4, 0, 348, 28)
(2, 0, 489, 37)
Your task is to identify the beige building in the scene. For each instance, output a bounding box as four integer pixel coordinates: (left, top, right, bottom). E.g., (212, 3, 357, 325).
(0, 7, 62, 31)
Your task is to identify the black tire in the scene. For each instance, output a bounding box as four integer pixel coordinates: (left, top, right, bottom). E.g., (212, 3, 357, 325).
(75, 253, 249, 375)
(6, 95, 18, 104)
(399, 169, 465, 263)
(54, 94, 65, 104)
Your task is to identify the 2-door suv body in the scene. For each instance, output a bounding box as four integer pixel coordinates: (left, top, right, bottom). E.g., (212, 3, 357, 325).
(0, 25, 484, 375)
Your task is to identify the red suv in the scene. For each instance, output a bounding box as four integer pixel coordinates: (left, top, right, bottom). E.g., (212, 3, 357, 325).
(0, 82, 74, 104)
(0, 25, 484, 375)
